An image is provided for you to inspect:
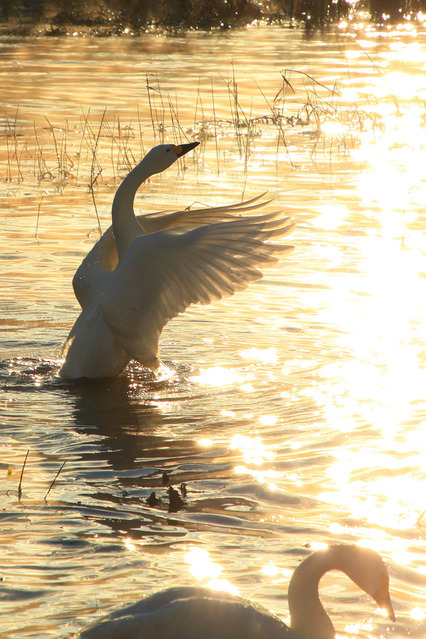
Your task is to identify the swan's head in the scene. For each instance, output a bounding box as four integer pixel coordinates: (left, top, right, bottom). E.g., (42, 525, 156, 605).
(331, 544, 396, 622)
(143, 141, 200, 175)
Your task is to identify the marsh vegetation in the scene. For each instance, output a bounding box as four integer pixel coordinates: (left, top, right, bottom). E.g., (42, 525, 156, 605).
(1, 70, 397, 194)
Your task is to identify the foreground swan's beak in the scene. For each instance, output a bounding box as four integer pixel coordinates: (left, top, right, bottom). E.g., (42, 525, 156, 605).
(373, 576, 396, 622)
(171, 141, 200, 157)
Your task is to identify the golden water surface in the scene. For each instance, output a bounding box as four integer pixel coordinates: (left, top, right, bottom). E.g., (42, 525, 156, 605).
(0, 21, 425, 639)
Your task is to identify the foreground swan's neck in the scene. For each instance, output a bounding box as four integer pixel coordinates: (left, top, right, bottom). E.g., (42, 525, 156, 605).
(288, 550, 338, 639)
(112, 159, 151, 260)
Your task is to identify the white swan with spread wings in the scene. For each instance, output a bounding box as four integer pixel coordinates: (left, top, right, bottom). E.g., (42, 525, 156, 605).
(59, 141, 294, 379)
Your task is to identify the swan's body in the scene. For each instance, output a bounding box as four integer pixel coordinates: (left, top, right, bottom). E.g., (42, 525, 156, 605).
(77, 544, 395, 639)
(59, 142, 294, 379)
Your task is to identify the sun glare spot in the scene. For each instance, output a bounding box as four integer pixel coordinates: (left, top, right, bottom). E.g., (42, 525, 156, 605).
(259, 415, 278, 427)
(241, 383, 255, 392)
(124, 537, 136, 552)
(261, 562, 293, 579)
(328, 522, 347, 535)
(374, 71, 426, 100)
(206, 579, 239, 596)
(343, 620, 374, 634)
(190, 366, 253, 387)
(239, 347, 278, 364)
(309, 541, 329, 551)
(198, 438, 214, 447)
(262, 562, 280, 577)
(410, 608, 425, 622)
(183, 549, 239, 596)
(230, 434, 275, 464)
(321, 448, 426, 531)
(345, 49, 363, 60)
(185, 547, 222, 581)
(356, 537, 410, 558)
(234, 465, 280, 483)
(315, 204, 348, 230)
(321, 121, 348, 136)
(221, 409, 236, 418)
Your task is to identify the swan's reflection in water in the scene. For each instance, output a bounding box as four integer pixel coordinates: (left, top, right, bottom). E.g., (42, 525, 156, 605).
(61, 365, 254, 541)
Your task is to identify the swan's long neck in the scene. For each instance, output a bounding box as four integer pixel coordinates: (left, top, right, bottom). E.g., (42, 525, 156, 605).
(288, 551, 336, 639)
(112, 158, 152, 260)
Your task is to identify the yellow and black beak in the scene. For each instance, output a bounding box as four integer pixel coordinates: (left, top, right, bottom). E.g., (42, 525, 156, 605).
(171, 141, 200, 158)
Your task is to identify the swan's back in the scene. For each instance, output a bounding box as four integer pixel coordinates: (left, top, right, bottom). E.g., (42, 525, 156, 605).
(77, 587, 292, 639)
(76, 546, 395, 639)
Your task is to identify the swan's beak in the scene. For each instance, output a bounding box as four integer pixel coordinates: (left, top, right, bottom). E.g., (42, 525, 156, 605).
(171, 141, 200, 157)
(373, 576, 396, 622)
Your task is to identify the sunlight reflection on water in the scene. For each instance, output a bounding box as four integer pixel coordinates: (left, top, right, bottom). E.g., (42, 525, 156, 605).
(1, 23, 426, 639)
(309, 63, 426, 523)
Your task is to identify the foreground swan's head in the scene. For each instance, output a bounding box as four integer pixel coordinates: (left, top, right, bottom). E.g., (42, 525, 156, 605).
(289, 544, 395, 639)
(76, 543, 395, 639)
(332, 544, 395, 619)
(142, 141, 200, 175)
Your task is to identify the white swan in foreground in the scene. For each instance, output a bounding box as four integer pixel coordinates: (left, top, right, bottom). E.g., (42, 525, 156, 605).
(59, 141, 294, 379)
(77, 544, 395, 638)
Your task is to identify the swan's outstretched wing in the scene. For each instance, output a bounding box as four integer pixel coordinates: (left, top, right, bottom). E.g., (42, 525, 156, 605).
(137, 193, 272, 233)
(100, 212, 294, 368)
(72, 226, 117, 308)
(73, 196, 273, 308)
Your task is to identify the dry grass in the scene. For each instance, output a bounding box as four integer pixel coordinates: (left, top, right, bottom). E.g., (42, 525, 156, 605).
(0, 72, 393, 189)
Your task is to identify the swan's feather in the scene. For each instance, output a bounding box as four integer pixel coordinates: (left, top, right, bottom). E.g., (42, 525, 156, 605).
(72, 195, 278, 309)
(138, 193, 272, 233)
(60, 303, 130, 379)
(100, 213, 294, 369)
(78, 587, 291, 639)
(72, 228, 116, 308)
